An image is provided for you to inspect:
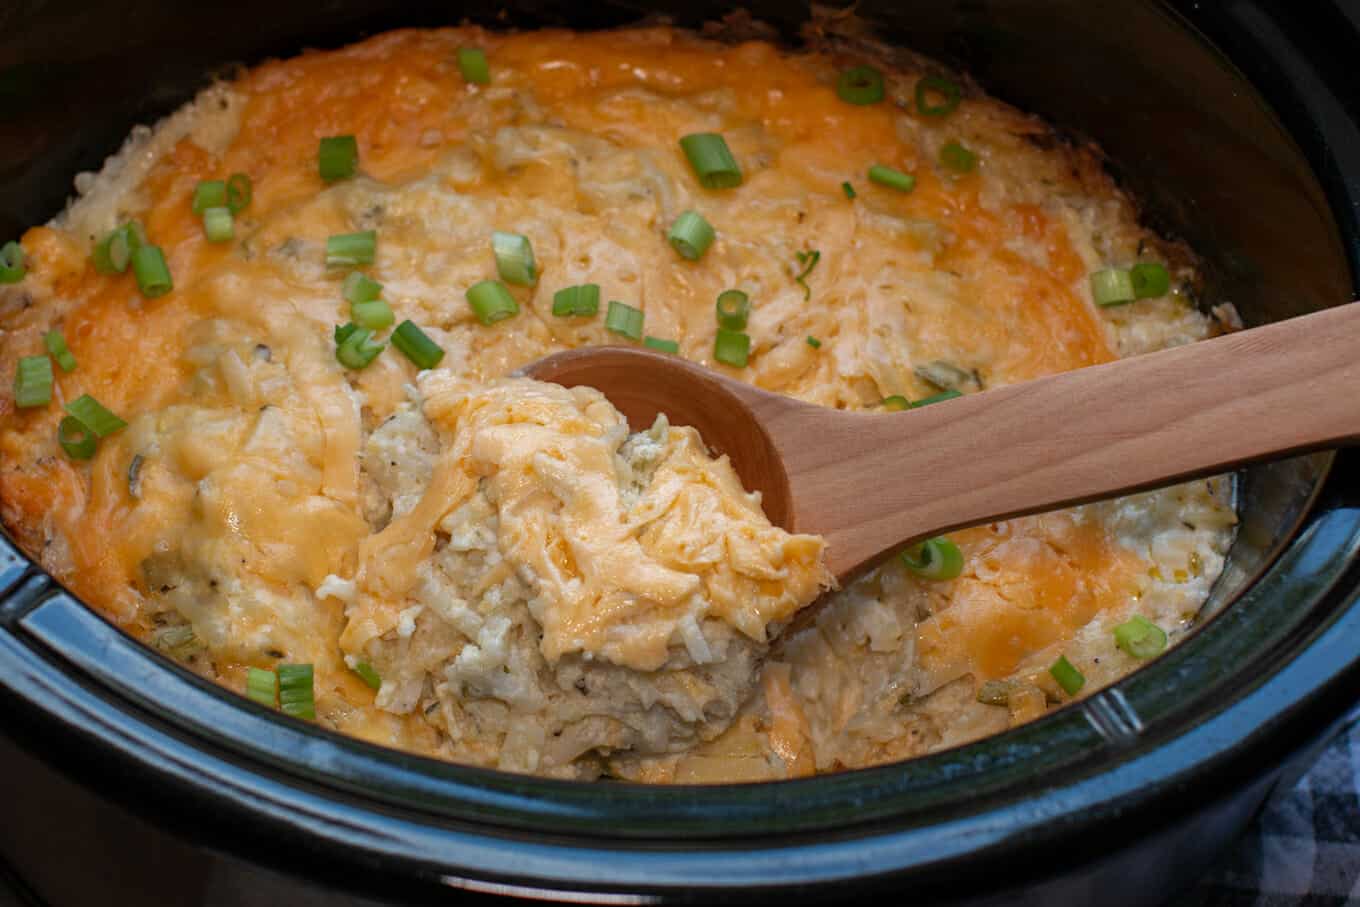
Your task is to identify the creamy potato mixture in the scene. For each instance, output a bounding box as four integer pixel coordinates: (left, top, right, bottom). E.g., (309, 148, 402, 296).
(0, 22, 1236, 780)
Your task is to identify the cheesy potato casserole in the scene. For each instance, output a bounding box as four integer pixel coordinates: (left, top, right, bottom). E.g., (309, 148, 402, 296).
(0, 21, 1237, 781)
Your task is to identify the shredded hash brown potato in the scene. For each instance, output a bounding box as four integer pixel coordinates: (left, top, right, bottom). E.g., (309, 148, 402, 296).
(0, 23, 1235, 780)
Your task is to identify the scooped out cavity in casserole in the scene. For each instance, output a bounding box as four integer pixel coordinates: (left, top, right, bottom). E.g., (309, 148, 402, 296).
(0, 17, 1238, 781)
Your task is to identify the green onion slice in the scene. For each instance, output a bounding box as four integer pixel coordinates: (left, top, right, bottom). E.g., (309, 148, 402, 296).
(13, 355, 53, 408)
(551, 283, 600, 318)
(1114, 615, 1168, 659)
(335, 324, 384, 370)
(911, 389, 962, 408)
(1130, 262, 1171, 299)
(0, 241, 26, 284)
(940, 141, 977, 173)
(605, 300, 644, 340)
(44, 330, 77, 372)
(643, 336, 679, 354)
(915, 74, 962, 117)
(246, 667, 278, 707)
(842, 181, 857, 200)
(65, 394, 127, 437)
(836, 65, 885, 105)
(351, 298, 394, 331)
(226, 172, 252, 214)
(869, 164, 916, 193)
(668, 210, 715, 261)
(679, 133, 743, 189)
(277, 663, 315, 720)
(715, 290, 751, 331)
(901, 536, 964, 580)
(319, 135, 359, 183)
(202, 207, 234, 243)
(57, 416, 96, 460)
(343, 271, 383, 304)
(131, 245, 173, 298)
(492, 231, 536, 286)
(458, 47, 490, 85)
(326, 230, 377, 268)
(466, 280, 519, 326)
(391, 320, 446, 369)
(92, 223, 140, 275)
(714, 329, 751, 368)
(881, 395, 910, 412)
(1090, 268, 1137, 306)
(806, 335, 822, 349)
(1049, 655, 1086, 696)
(352, 661, 382, 690)
(192, 180, 226, 214)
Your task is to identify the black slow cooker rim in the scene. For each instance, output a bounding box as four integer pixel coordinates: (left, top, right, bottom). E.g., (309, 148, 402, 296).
(3, 0, 1360, 899)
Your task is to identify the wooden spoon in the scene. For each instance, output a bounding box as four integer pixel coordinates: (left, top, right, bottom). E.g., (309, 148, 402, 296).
(523, 303, 1360, 584)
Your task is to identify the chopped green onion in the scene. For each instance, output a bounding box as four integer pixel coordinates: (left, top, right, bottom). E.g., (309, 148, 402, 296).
(277, 663, 315, 720)
(794, 250, 820, 300)
(806, 335, 822, 349)
(491, 231, 536, 286)
(915, 74, 962, 117)
(57, 416, 96, 460)
(1114, 615, 1168, 659)
(1090, 268, 1136, 306)
(458, 47, 490, 85)
(668, 210, 715, 261)
(246, 667, 278, 707)
(0, 241, 26, 284)
(326, 230, 377, 268)
(318, 135, 359, 183)
(551, 283, 600, 318)
(842, 181, 856, 200)
(202, 207, 234, 243)
(881, 395, 910, 412)
(715, 290, 751, 331)
(605, 300, 644, 340)
(335, 324, 384, 370)
(911, 389, 962, 408)
(901, 536, 964, 580)
(13, 356, 53, 408)
(940, 141, 977, 173)
(352, 661, 382, 690)
(334, 322, 359, 345)
(351, 298, 394, 331)
(92, 223, 140, 274)
(131, 244, 173, 298)
(714, 329, 751, 368)
(836, 65, 885, 105)
(1049, 655, 1085, 696)
(1130, 262, 1171, 299)
(391, 320, 445, 369)
(679, 133, 742, 189)
(869, 165, 916, 193)
(644, 336, 679, 354)
(65, 394, 126, 437)
(226, 172, 252, 214)
(343, 271, 383, 304)
(44, 330, 77, 372)
(466, 280, 519, 326)
(192, 180, 226, 214)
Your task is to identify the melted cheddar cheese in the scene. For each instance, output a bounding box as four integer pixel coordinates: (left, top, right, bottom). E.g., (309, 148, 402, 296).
(0, 23, 1235, 779)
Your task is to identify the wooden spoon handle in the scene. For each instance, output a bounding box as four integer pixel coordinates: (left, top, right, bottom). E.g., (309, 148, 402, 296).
(758, 303, 1360, 579)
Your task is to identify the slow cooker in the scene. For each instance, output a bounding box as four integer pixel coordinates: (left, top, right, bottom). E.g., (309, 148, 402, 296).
(2, 0, 1359, 903)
